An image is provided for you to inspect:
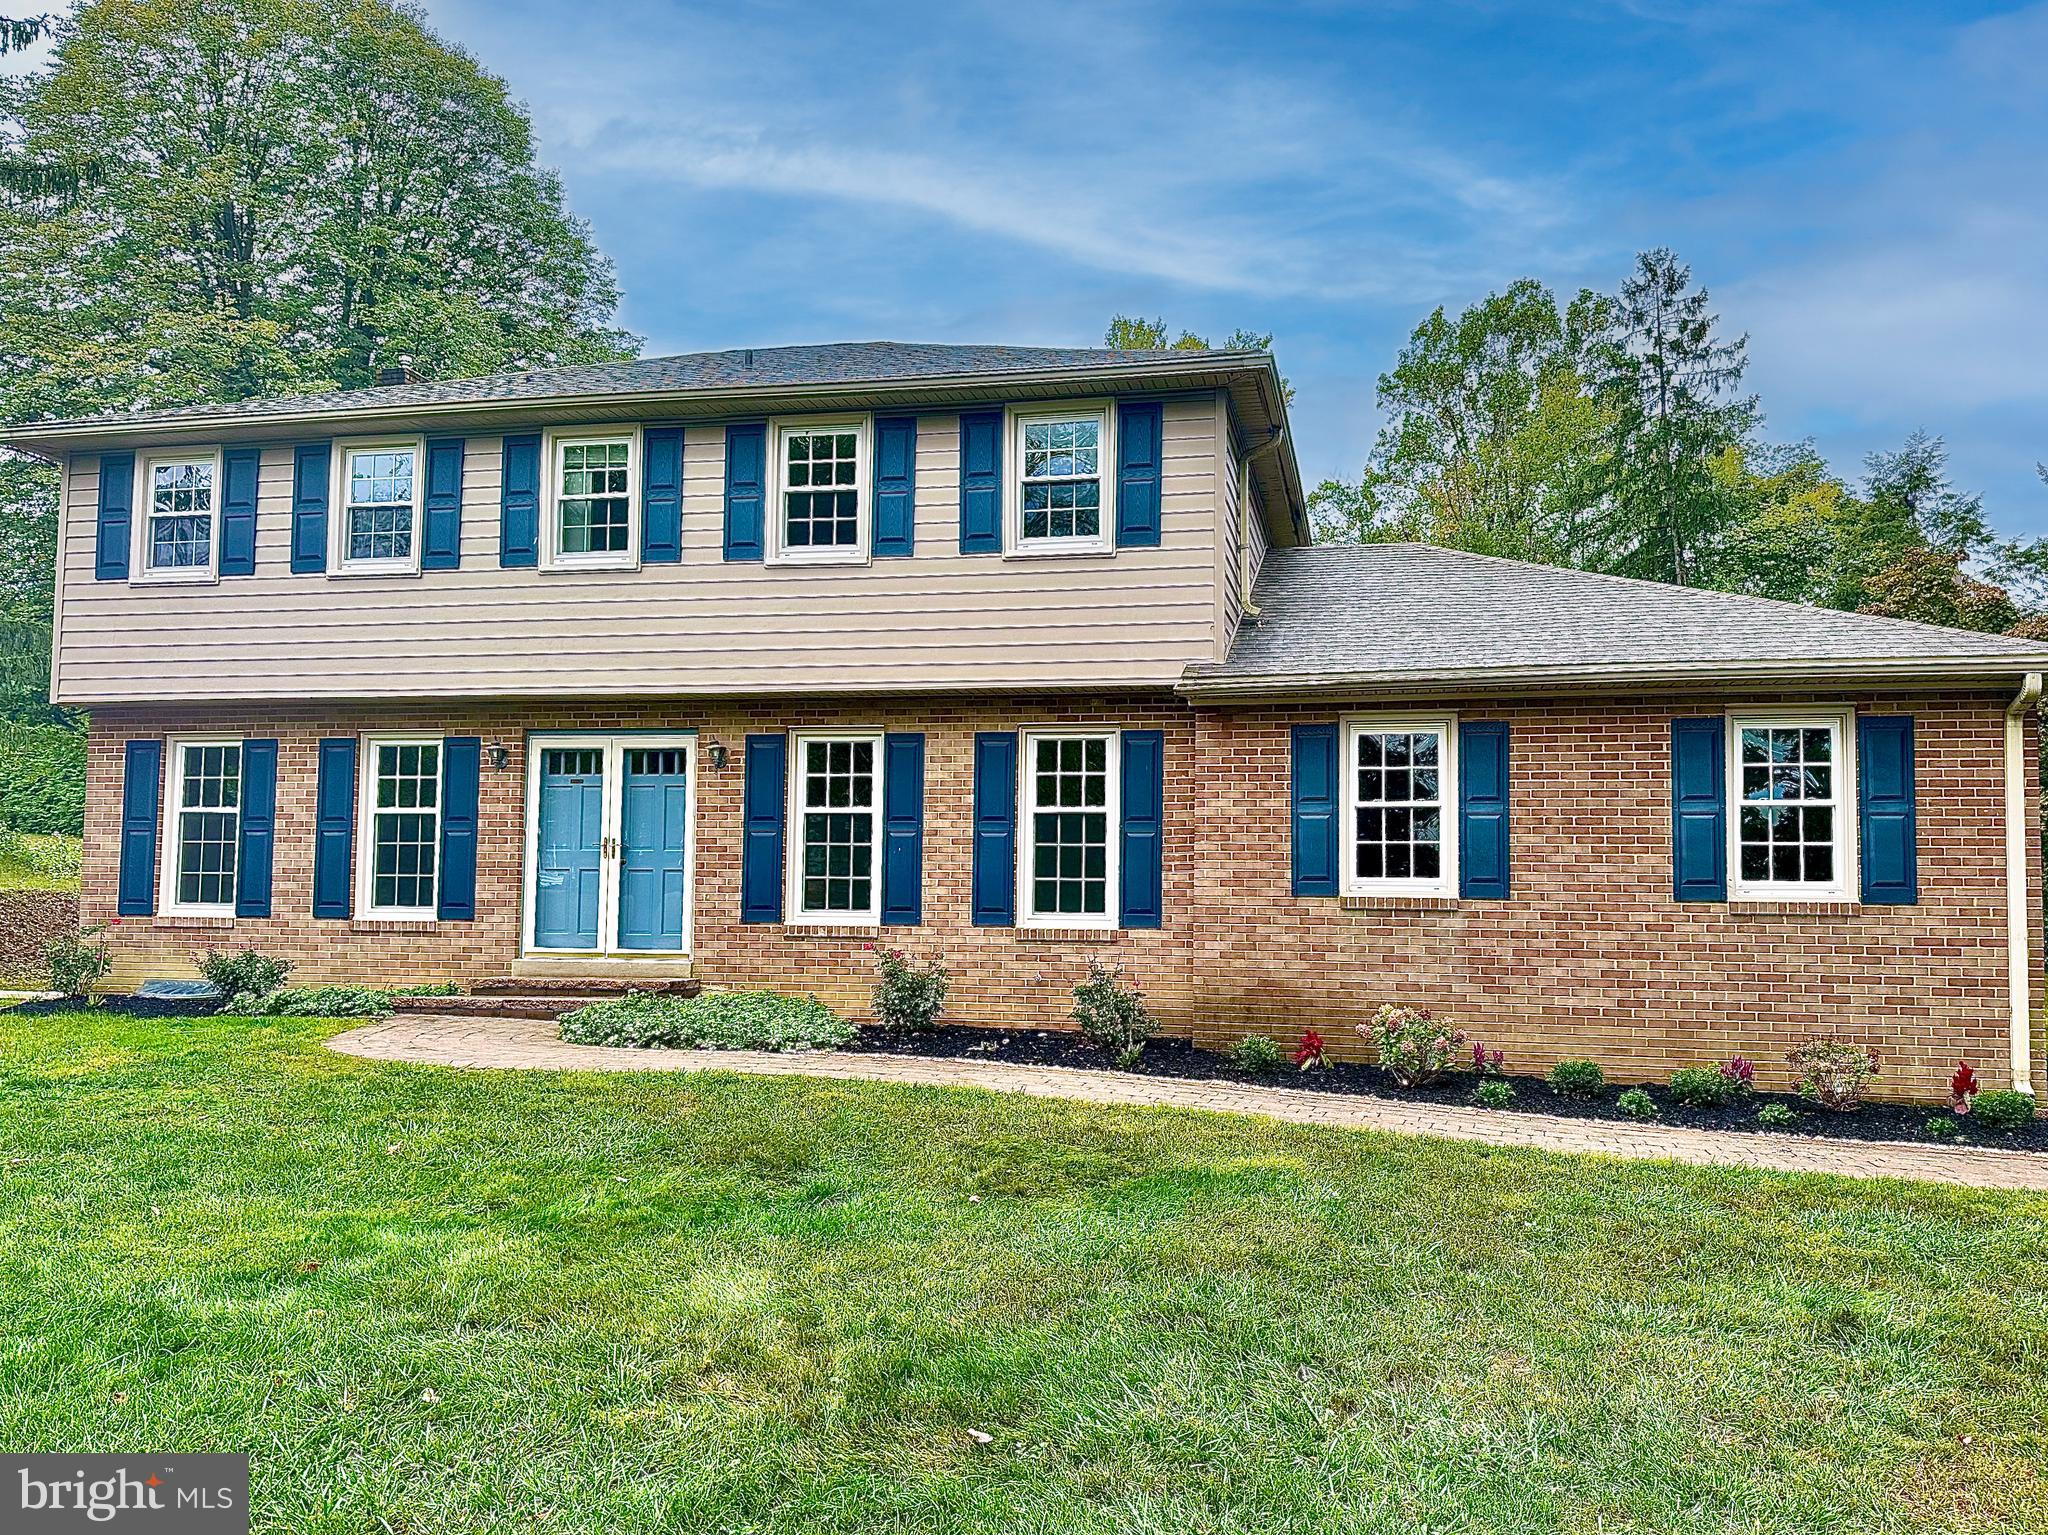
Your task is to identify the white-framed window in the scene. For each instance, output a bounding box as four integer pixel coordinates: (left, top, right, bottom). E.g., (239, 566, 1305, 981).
(1728, 709, 1856, 902)
(787, 732, 882, 923)
(161, 738, 241, 915)
(356, 737, 443, 918)
(1019, 730, 1120, 927)
(1342, 714, 1457, 897)
(543, 428, 639, 570)
(134, 451, 223, 582)
(771, 417, 870, 564)
(332, 438, 423, 574)
(1008, 403, 1113, 555)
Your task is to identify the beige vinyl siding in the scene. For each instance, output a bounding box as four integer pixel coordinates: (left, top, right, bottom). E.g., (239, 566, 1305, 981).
(1218, 403, 1244, 660)
(54, 398, 1224, 704)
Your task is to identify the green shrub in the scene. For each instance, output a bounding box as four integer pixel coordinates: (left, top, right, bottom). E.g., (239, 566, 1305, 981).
(1616, 1087, 1658, 1120)
(0, 827, 81, 879)
(1787, 1036, 1879, 1111)
(559, 989, 854, 1052)
(1071, 959, 1154, 1062)
(197, 947, 292, 1005)
(1548, 1059, 1605, 1098)
(1474, 1077, 1514, 1110)
(1361, 1003, 1469, 1088)
(233, 985, 393, 1018)
(1968, 1089, 2036, 1133)
(1756, 1102, 1798, 1128)
(1228, 1034, 1284, 1075)
(873, 947, 947, 1032)
(1668, 1065, 1747, 1109)
(0, 721, 85, 836)
(1924, 1116, 1960, 1140)
(43, 923, 110, 1000)
(393, 981, 460, 997)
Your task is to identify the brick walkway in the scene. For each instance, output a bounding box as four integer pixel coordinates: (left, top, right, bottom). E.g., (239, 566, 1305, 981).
(329, 1015, 2048, 1192)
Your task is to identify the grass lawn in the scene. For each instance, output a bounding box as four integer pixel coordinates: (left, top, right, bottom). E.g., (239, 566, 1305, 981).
(3, 1010, 2047, 1533)
(0, 830, 81, 893)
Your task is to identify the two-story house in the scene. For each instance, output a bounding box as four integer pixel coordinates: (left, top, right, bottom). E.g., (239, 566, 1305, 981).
(11, 342, 2048, 1098)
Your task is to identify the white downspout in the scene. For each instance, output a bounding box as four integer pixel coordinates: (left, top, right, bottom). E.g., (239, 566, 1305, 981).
(2007, 671, 2042, 1093)
(1239, 425, 1287, 618)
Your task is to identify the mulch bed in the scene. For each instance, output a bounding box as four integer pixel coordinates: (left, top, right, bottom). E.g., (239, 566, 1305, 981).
(844, 1025, 2047, 1153)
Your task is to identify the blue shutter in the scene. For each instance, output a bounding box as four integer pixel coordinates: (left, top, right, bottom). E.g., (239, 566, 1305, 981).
(1291, 724, 1339, 896)
(1672, 717, 1728, 901)
(1859, 715, 1918, 904)
(95, 452, 134, 581)
(958, 408, 1003, 553)
(290, 443, 329, 573)
(313, 738, 357, 919)
(723, 422, 767, 561)
(741, 734, 786, 922)
(642, 425, 683, 564)
(874, 415, 917, 558)
(1458, 721, 1511, 900)
(881, 732, 925, 925)
(422, 437, 465, 570)
(499, 432, 540, 567)
(219, 445, 261, 576)
(116, 738, 162, 916)
(971, 731, 1017, 925)
(1119, 729, 1164, 927)
(234, 738, 278, 917)
(438, 737, 481, 921)
(1115, 401, 1163, 548)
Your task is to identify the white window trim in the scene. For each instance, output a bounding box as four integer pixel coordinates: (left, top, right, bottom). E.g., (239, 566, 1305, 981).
(329, 435, 426, 576)
(785, 729, 885, 925)
(132, 448, 225, 585)
(355, 734, 444, 921)
(768, 415, 872, 567)
(1341, 712, 1459, 899)
(1017, 727, 1122, 930)
(159, 736, 241, 917)
(541, 425, 642, 573)
(1725, 706, 1858, 904)
(1005, 400, 1116, 558)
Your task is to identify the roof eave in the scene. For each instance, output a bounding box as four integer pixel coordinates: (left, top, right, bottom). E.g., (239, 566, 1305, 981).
(1177, 654, 2048, 701)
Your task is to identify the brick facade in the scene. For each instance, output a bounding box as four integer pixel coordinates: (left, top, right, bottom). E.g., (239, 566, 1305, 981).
(82, 687, 2045, 1103)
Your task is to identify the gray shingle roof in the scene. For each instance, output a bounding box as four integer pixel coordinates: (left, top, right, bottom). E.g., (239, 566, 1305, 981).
(16, 341, 1265, 433)
(1186, 544, 2048, 692)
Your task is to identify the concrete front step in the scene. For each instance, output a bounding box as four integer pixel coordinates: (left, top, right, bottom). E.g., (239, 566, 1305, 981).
(471, 975, 700, 997)
(390, 994, 608, 1021)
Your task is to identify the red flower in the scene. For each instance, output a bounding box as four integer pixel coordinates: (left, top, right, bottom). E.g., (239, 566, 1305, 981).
(1293, 1029, 1326, 1070)
(1951, 1061, 1979, 1113)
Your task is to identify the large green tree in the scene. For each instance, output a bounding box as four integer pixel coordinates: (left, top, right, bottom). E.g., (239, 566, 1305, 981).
(1103, 315, 1292, 403)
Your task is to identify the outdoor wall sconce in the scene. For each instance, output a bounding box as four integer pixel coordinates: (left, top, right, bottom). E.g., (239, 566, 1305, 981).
(705, 740, 728, 770)
(486, 741, 510, 772)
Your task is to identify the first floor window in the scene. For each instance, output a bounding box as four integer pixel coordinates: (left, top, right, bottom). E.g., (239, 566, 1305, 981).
(1023, 732, 1117, 922)
(1344, 716, 1455, 895)
(341, 444, 418, 568)
(1732, 714, 1850, 898)
(791, 734, 879, 919)
(142, 455, 217, 577)
(1015, 407, 1108, 551)
(776, 421, 866, 559)
(364, 739, 442, 914)
(167, 741, 240, 911)
(552, 436, 633, 561)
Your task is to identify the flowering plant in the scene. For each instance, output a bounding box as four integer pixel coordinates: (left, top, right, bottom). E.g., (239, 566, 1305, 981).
(1723, 1055, 1754, 1089)
(1293, 1029, 1327, 1071)
(1361, 1003, 1470, 1088)
(1472, 1043, 1505, 1076)
(1950, 1061, 1980, 1114)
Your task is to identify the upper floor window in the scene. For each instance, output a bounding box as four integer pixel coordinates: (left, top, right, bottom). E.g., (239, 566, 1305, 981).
(335, 440, 421, 574)
(1020, 730, 1119, 926)
(1343, 715, 1457, 898)
(357, 737, 442, 918)
(162, 739, 239, 914)
(1730, 711, 1853, 901)
(137, 453, 220, 582)
(1010, 405, 1111, 555)
(772, 419, 868, 564)
(787, 732, 880, 921)
(544, 430, 638, 570)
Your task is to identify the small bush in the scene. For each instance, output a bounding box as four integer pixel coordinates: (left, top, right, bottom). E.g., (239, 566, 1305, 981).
(1228, 1034, 1284, 1075)
(1617, 1087, 1658, 1120)
(1361, 1004, 1469, 1088)
(1470, 1043, 1505, 1076)
(1071, 959, 1154, 1061)
(392, 981, 460, 997)
(43, 924, 111, 1000)
(234, 985, 393, 1018)
(1756, 1102, 1798, 1128)
(1788, 1037, 1879, 1111)
(1668, 1065, 1748, 1109)
(1548, 1059, 1605, 1098)
(1924, 1116, 1960, 1140)
(560, 989, 854, 1052)
(1969, 1089, 2036, 1133)
(197, 947, 292, 1005)
(873, 948, 948, 1033)
(1474, 1077, 1514, 1110)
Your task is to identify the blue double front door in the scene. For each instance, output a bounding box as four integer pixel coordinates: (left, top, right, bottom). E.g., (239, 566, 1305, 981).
(531, 737, 693, 953)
